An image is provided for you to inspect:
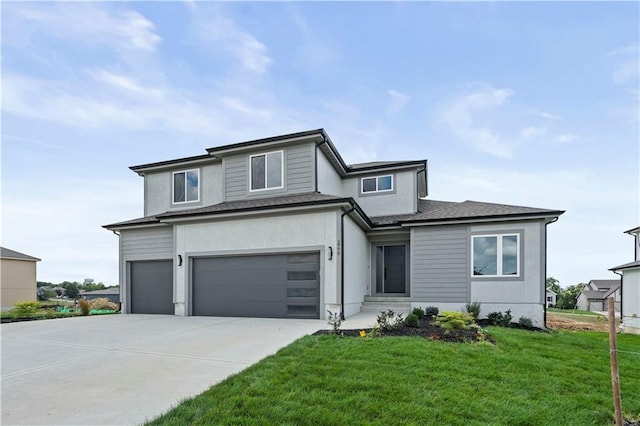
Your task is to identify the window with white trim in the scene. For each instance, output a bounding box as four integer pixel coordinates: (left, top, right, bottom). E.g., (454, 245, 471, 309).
(173, 169, 199, 203)
(250, 151, 283, 191)
(472, 234, 519, 277)
(361, 175, 393, 193)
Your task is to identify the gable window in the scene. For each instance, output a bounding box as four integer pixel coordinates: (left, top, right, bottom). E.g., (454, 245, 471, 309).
(250, 151, 283, 191)
(472, 234, 519, 277)
(173, 169, 199, 203)
(361, 175, 393, 193)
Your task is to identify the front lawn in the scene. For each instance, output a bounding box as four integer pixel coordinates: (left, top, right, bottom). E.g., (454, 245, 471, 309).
(548, 307, 603, 316)
(147, 328, 640, 425)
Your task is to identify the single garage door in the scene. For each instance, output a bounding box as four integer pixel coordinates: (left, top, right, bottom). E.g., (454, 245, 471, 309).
(130, 260, 174, 314)
(192, 252, 319, 319)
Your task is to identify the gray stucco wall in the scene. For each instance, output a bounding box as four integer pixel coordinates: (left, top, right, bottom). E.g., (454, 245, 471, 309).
(342, 169, 417, 217)
(224, 142, 316, 201)
(317, 149, 343, 196)
(342, 214, 370, 316)
(144, 162, 222, 216)
(410, 225, 469, 303)
(119, 226, 174, 313)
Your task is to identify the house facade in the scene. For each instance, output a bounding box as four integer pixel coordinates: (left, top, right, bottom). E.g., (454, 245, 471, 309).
(1, 247, 40, 311)
(576, 279, 621, 313)
(545, 288, 557, 307)
(105, 129, 564, 326)
(610, 226, 640, 334)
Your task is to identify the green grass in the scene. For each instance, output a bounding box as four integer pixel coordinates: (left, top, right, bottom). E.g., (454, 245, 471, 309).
(548, 307, 603, 316)
(147, 328, 640, 426)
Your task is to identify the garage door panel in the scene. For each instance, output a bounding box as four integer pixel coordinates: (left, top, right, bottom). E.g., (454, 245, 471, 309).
(192, 253, 319, 318)
(130, 260, 173, 315)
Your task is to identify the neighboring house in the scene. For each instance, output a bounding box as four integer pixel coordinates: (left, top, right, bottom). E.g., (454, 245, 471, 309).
(545, 288, 557, 307)
(79, 287, 121, 304)
(610, 226, 640, 334)
(104, 129, 564, 326)
(576, 279, 621, 313)
(1, 247, 41, 311)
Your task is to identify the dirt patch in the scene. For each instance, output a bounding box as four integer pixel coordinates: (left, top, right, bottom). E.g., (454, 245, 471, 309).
(546, 313, 609, 332)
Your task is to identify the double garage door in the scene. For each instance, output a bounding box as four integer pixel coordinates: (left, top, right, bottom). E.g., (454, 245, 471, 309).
(129, 252, 320, 319)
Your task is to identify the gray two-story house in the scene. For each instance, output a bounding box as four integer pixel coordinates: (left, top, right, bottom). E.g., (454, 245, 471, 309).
(105, 129, 564, 326)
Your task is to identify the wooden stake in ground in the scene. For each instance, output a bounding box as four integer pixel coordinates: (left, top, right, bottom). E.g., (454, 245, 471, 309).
(608, 296, 623, 426)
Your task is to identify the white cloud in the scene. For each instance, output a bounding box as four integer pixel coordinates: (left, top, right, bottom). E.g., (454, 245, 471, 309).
(191, 8, 272, 74)
(609, 44, 639, 85)
(555, 133, 576, 144)
(520, 126, 547, 139)
(386, 89, 410, 114)
(3, 3, 161, 54)
(91, 70, 165, 99)
(439, 83, 515, 158)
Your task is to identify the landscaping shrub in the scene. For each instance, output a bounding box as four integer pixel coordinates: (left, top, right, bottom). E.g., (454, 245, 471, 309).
(424, 306, 439, 317)
(434, 311, 475, 333)
(375, 309, 404, 332)
(464, 302, 481, 321)
(78, 299, 90, 316)
(404, 313, 419, 328)
(11, 301, 41, 317)
(327, 310, 342, 335)
(518, 316, 534, 328)
(488, 310, 513, 327)
(411, 307, 425, 319)
(89, 298, 118, 310)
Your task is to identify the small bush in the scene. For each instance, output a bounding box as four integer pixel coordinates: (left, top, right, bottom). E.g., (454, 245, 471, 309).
(424, 306, 439, 317)
(518, 316, 534, 328)
(78, 299, 90, 316)
(11, 301, 41, 317)
(89, 298, 118, 310)
(411, 307, 425, 319)
(404, 313, 419, 328)
(434, 311, 475, 333)
(488, 309, 513, 327)
(326, 310, 342, 335)
(376, 309, 404, 332)
(464, 302, 481, 321)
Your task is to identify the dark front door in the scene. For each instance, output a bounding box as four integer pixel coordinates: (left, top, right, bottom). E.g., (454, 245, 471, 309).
(376, 245, 407, 294)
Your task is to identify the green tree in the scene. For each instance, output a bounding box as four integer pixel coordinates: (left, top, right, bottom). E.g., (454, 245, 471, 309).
(546, 277, 561, 294)
(62, 282, 80, 299)
(557, 283, 585, 309)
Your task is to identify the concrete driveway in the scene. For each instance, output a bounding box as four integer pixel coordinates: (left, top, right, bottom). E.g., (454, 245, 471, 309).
(1, 314, 326, 425)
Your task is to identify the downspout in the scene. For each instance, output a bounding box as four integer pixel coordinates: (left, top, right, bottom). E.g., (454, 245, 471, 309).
(544, 217, 558, 328)
(340, 205, 356, 320)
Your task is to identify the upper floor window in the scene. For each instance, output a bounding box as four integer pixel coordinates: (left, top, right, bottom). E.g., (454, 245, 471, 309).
(361, 175, 393, 193)
(173, 169, 199, 203)
(472, 234, 520, 277)
(250, 151, 283, 191)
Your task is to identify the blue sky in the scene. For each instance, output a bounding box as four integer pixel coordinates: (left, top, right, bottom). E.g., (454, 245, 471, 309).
(2, 1, 638, 288)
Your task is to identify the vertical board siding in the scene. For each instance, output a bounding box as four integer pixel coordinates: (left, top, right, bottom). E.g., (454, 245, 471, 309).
(121, 227, 173, 259)
(224, 143, 315, 201)
(412, 226, 469, 302)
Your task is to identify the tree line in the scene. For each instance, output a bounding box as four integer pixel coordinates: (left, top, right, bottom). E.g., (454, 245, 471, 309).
(546, 277, 585, 309)
(37, 281, 117, 300)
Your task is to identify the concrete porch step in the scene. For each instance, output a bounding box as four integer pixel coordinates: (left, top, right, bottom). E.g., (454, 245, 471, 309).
(361, 296, 411, 313)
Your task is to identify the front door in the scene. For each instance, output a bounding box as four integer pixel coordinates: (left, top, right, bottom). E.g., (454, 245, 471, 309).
(375, 245, 407, 294)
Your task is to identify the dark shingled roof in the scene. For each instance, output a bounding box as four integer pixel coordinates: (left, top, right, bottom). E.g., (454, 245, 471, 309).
(406, 200, 563, 223)
(348, 160, 426, 171)
(581, 290, 608, 300)
(589, 279, 621, 291)
(79, 287, 120, 296)
(371, 199, 457, 225)
(0, 247, 40, 261)
(158, 192, 349, 219)
(610, 260, 640, 271)
(104, 193, 357, 229)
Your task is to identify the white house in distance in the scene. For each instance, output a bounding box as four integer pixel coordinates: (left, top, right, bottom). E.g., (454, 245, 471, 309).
(610, 226, 640, 334)
(545, 288, 557, 307)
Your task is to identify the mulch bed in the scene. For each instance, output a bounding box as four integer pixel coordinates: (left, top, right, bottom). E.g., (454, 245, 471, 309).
(314, 316, 497, 343)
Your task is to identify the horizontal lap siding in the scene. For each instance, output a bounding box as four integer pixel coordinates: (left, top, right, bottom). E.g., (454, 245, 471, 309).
(412, 226, 469, 302)
(286, 145, 314, 193)
(224, 155, 247, 201)
(122, 227, 173, 259)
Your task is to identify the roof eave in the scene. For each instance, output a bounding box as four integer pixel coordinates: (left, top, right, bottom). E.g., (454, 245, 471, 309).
(129, 155, 215, 175)
(206, 129, 326, 156)
(398, 211, 565, 227)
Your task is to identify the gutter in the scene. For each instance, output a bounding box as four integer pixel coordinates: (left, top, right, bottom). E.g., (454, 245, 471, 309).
(340, 205, 356, 320)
